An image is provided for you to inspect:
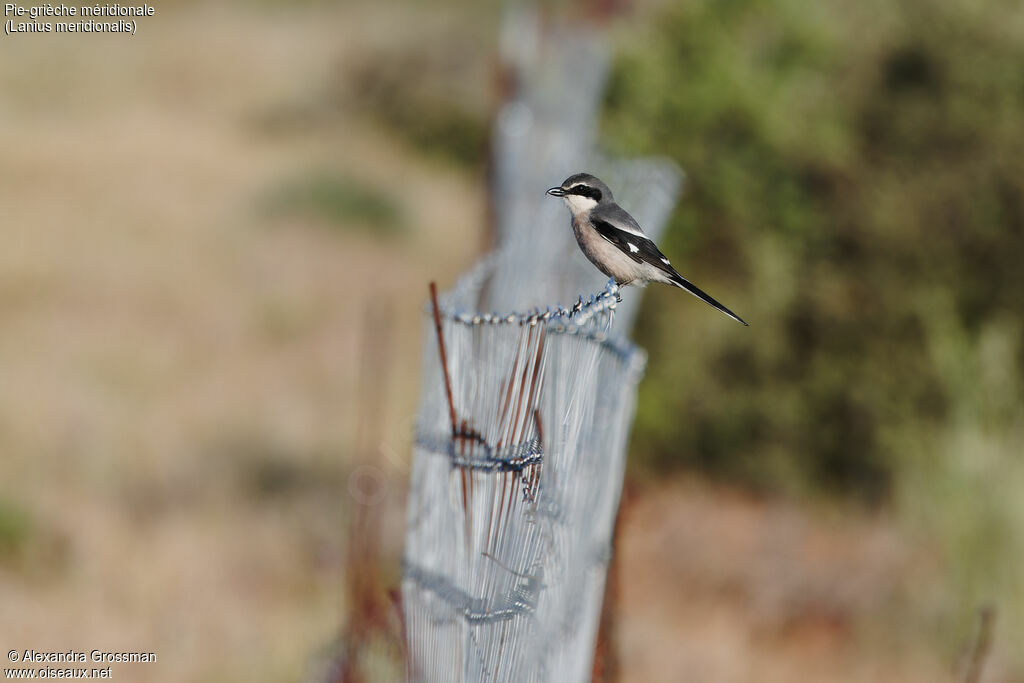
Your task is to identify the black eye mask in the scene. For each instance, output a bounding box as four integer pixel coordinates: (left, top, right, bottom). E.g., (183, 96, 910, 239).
(568, 185, 603, 202)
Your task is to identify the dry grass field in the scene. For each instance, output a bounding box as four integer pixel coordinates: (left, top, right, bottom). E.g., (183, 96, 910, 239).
(0, 4, 483, 680)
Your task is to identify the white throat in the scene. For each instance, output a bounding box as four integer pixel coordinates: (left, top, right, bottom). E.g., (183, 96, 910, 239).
(562, 194, 599, 216)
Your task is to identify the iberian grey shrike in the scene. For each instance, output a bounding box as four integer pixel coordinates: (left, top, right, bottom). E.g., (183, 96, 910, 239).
(547, 172, 748, 326)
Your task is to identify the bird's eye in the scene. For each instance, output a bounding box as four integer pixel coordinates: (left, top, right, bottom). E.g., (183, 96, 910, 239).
(571, 185, 602, 201)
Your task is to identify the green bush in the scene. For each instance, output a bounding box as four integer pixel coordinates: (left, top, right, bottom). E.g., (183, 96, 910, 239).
(605, 0, 1024, 664)
(604, 0, 1024, 505)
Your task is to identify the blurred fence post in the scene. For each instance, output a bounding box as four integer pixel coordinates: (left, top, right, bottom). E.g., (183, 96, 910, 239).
(401, 8, 681, 681)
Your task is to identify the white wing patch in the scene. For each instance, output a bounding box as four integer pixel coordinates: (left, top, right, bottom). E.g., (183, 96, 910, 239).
(614, 222, 646, 237)
(628, 242, 639, 253)
(661, 257, 671, 264)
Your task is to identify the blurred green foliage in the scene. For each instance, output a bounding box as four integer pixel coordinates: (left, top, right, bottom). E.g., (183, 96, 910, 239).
(605, 0, 1024, 661)
(0, 498, 32, 562)
(604, 0, 1024, 503)
(263, 170, 405, 236)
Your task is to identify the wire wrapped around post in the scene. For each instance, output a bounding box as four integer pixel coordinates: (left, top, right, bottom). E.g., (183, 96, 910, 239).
(402, 9, 678, 680)
(403, 266, 645, 682)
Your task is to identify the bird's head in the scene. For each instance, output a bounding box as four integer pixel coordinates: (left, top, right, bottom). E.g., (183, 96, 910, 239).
(546, 173, 613, 216)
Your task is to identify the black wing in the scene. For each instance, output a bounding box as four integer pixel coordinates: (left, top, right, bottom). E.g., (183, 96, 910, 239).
(592, 215, 748, 326)
(591, 216, 678, 278)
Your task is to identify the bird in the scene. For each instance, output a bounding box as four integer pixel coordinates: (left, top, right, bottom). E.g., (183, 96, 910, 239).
(547, 172, 748, 325)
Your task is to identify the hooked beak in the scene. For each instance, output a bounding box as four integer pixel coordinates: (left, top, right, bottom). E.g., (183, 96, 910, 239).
(546, 187, 566, 197)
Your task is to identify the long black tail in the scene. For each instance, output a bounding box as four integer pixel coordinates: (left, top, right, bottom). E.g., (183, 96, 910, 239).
(668, 272, 748, 326)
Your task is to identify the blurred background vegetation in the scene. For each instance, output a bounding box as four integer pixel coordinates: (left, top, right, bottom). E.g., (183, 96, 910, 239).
(603, 0, 1024, 670)
(1, 0, 1022, 680)
(608, 0, 1024, 500)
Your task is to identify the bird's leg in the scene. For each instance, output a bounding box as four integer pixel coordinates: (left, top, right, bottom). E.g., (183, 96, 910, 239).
(610, 278, 624, 304)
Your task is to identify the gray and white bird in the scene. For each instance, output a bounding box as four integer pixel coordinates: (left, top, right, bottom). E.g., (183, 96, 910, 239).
(547, 172, 747, 325)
